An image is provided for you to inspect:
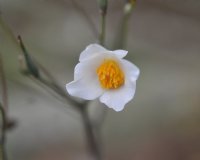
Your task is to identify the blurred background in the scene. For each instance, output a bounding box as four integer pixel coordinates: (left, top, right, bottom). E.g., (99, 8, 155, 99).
(0, 0, 200, 159)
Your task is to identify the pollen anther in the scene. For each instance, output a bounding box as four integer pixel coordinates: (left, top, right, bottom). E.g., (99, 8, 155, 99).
(97, 59, 125, 89)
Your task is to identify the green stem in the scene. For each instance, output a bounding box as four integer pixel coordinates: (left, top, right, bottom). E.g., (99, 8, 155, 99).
(120, 12, 130, 49)
(114, 3, 134, 49)
(99, 13, 106, 46)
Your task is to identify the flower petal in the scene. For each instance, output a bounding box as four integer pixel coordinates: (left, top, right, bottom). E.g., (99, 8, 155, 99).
(121, 59, 140, 82)
(113, 50, 128, 58)
(79, 44, 107, 62)
(74, 62, 95, 80)
(66, 74, 104, 100)
(99, 81, 136, 111)
(74, 54, 107, 80)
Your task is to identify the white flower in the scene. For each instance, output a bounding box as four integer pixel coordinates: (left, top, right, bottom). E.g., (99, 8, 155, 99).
(66, 44, 140, 111)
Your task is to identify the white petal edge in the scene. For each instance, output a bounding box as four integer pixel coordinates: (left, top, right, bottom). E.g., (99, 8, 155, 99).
(66, 75, 104, 100)
(99, 81, 136, 111)
(113, 50, 128, 59)
(79, 44, 107, 62)
(121, 59, 140, 82)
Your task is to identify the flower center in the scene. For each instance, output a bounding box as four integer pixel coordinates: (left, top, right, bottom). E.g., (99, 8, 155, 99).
(96, 59, 125, 89)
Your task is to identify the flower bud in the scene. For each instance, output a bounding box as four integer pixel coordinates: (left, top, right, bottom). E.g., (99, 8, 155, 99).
(124, 0, 136, 14)
(18, 36, 40, 78)
(98, 0, 108, 15)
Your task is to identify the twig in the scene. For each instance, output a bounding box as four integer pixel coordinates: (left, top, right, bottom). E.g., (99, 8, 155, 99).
(0, 103, 7, 160)
(31, 67, 101, 159)
(80, 107, 101, 160)
(31, 63, 101, 160)
(17, 35, 83, 109)
(38, 76, 83, 109)
(17, 36, 101, 159)
(0, 52, 8, 112)
(0, 51, 8, 160)
(35, 60, 101, 159)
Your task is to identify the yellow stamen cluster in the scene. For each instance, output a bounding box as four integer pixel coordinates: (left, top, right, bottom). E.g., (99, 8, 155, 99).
(97, 59, 125, 89)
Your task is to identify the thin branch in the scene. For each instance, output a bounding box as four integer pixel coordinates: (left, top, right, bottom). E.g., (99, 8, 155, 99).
(32, 64, 100, 160)
(28, 76, 68, 103)
(0, 103, 7, 160)
(28, 50, 101, 160)
(17, 35, 83, 109)
(80, 107, 101, 160)
(0, 52, 8, 113)
(28, 54, 100, 160)
(38, 76, 83, 109)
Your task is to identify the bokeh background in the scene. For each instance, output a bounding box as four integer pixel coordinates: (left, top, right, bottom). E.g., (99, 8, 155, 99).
(1, 0, 200, 159)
